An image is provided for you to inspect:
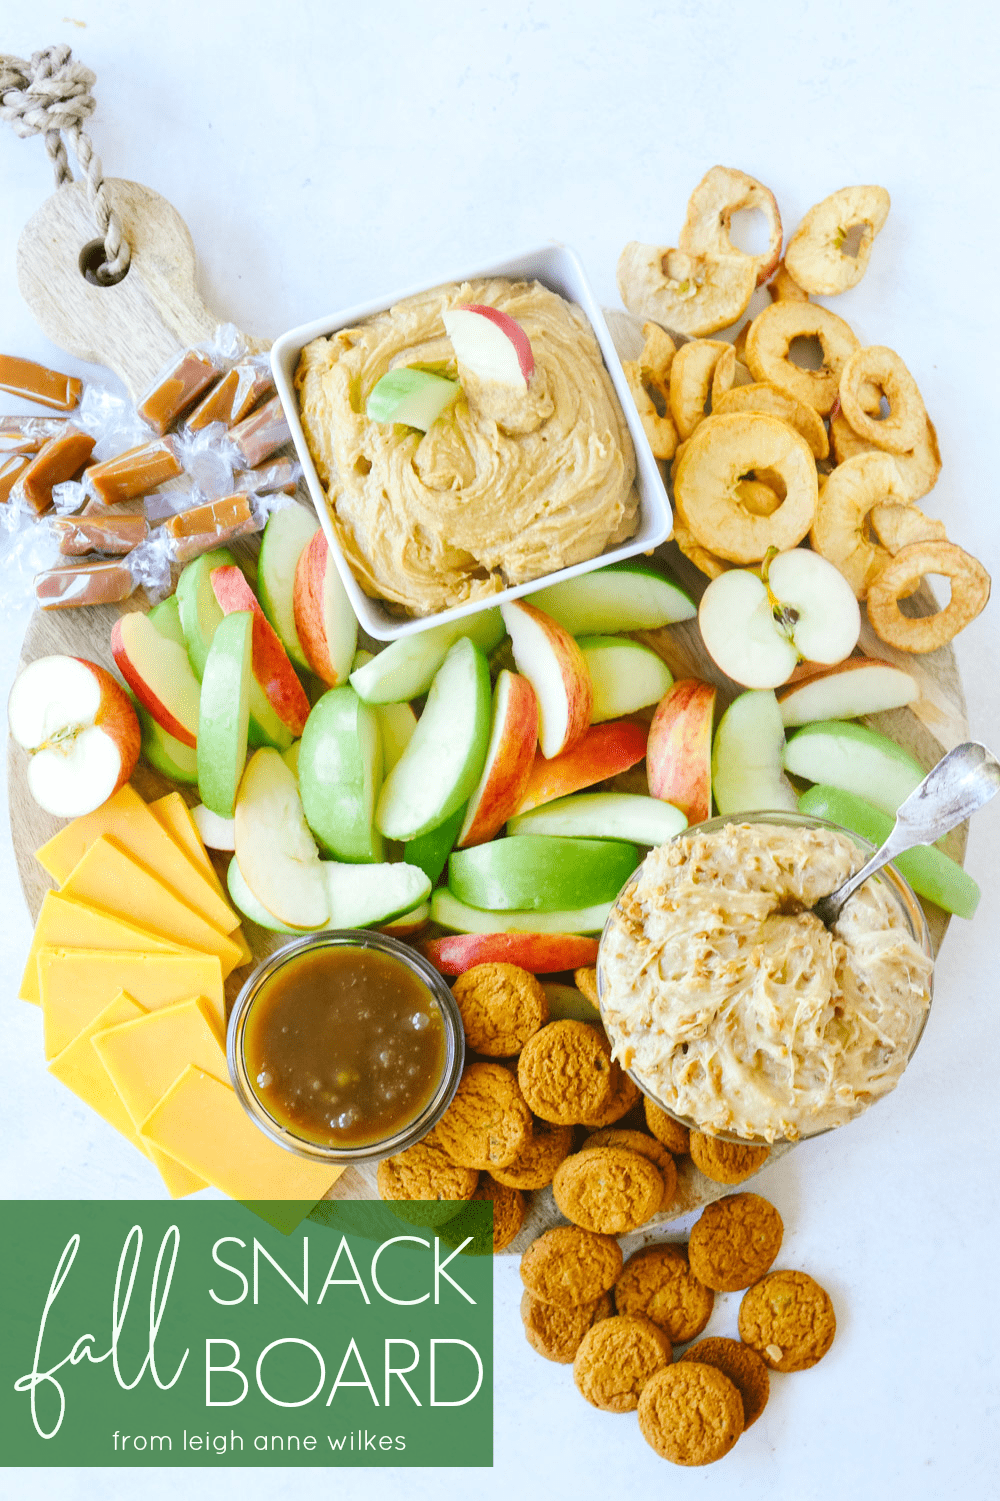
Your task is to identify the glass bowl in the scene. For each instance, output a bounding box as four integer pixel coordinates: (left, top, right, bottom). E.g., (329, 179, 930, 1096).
(227, 929, 464, 1165)
(596, 810, 934, 1147)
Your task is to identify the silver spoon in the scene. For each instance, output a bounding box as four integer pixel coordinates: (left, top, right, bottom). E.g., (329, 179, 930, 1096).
(813, 740, 1000, 928)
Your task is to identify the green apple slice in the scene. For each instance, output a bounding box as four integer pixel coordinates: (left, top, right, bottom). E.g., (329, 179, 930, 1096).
(525, 559, 695, 634)
(578, 636, 673, 722)
(257, 502, 319, 674)
(351, 648, 419, 771)
(798, 784, 980, 918)
(404, 803, 466, 884)
(298, 685, 384, 862)
(227, 855, 299, 933)
(234, 747, 329, 929)
(135, 701, 199, 784)
(543, 982, 601, 1023)
(712, 689, 798, 816)
(148, 593, 187, 648)
(449, 834, 639, 912)
(431, 887, 613, 935)
(350, 609, 504, 704)
(375, 637, 491, 841)
(366, 368, 460, 430)
(197, 610, 253, 818)
(323, 860, 431, 928)
(784, 719, 925, 816)
(508, 791, 686, 845)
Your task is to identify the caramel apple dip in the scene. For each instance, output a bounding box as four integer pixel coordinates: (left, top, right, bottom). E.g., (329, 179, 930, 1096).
(598, 821, 933, 1142)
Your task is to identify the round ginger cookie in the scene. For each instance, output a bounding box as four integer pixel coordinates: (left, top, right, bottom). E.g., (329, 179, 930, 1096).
(433, 1062, 533, 1170)
(377, 1139, 479, 1202)
(471, 1174, 525, 1252)
(615, 1243, 715, 1344)
(688, 1193, 783, 1291)
(520, 1288, 614, 1364)
(582, 1128, 678, 1205)
(517, 1020, 614, 1125)
(739, 1269, 836, 1372)
(579, 1060, 642, 1127)
(573, 1313, 672, 1413)
(690, 1130, 770, 1185)
(573, 965, 599, 1007)
(452, 963, 549, 1056)
(520, 1225, 623, 1308)
(644, 1097, 691, 1156)
(680, 1338, 769, 1428)
(638, 1362, 744, 1466)
(490, 1119, 573, 1190)
(553, 1146, 664, 1234)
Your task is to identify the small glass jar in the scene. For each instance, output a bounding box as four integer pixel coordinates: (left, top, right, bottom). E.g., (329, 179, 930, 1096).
(228, 929, 464, 1165)
(597, 810, 935, 1146)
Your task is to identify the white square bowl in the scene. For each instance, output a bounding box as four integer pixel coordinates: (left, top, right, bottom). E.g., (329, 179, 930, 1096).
(270, 243, 672, 641)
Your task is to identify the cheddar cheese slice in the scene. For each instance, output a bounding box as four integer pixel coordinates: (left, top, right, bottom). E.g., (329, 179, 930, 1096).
(60, 837, 243, 977)
(141, 1065, 343, 1204)
(48, 991, 150, 1149)
(149, 794, 252, 968)
(19, 889, 191, 1005)
(93, 995, 229, 1120)
(36, 783, 241, 935)
(38, 947, 225, 1058)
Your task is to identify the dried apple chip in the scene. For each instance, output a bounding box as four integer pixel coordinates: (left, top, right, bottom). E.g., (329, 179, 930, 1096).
(767, 260, 810, 303)
(669, 339, 731, 439)
(830, 408, 941, 501)
(869, 502, 946, 554)
(810, 451, 912, 598)
(617, 242, 756, 338)
(839, 345, 926, 455)
(867, 540, 990, 652)
(678, 165, 783, 286)
(744, 301, 860, 415)
(784, 185, 890, 296)
(622, 361, 678, 461)
(672, 517, 730, 579)
(712, 380, 828, 460)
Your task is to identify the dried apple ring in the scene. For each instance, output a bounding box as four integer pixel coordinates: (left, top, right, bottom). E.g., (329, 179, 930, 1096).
(869, 502, 946, 554)
(678, 165, 783, 286)
(670, 339, 731, 439)
(712, 380, 828, 460)
(810, 451, 912, 598)
(867, 540, 991, 653)
(744, 301, 860, 415)
(640, 322, 677, 389)
(784, 185, 890, 296)
(672, 517, 730, 579)
(767, 260, 809, 303)
(839, 346, 926, 455)
(672, 412, 818, 563)
(710, 345, 737, 406)
(622, 360, 678, 461)
(830, 408, 941, 501)
(617, 242, 756, 338)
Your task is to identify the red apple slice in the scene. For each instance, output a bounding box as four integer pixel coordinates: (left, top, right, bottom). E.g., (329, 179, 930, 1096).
(421, 931, 600, 976)
(646, 679, 717, 826)
(776, 657, 919, 727)
(502, 598, 593, 760)
(210, 564, 310, 736)
(457, 670, 539, 847)
(292, 528, 358, 687)
(442, 305, 535, 388)
(111, 612, 201, 748)
(514, 720, 648, 815)
(8, 655, 140, 817)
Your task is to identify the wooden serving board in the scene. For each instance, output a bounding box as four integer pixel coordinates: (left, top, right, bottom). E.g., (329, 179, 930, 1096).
(7, 180, 971, 1248)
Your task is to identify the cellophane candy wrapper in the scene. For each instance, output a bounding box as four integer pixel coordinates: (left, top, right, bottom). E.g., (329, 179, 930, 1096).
(0, 496, 62, 623)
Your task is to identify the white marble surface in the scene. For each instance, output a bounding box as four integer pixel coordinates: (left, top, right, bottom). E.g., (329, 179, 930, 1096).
(2, 1, 999, 1497)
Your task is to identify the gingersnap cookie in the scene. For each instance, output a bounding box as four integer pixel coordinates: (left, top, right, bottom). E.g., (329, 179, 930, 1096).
(520, 1225, 623, 1307)
(377, 1139, 479, 1202)
(738, 1269, 836, 1372)
(688, 1193, 783, 1291)
(574, 965, 599, 1006)
(520, 1288, 614, 1364)
(490, 1119, 573, 1190)
(553, 1146, 665, 1234)
(690, 1130, 770, 1185)
(580, 1059, 642, 1127)
(638, 1362, 744, 1466)
(433, 1061, 533, 1170)
(614, 1243, 715, 1343)
(517, 1020, 614, 1125)
(680, 1338, 769, 1428)
(573, 1313, 672, 1413)
(452, 963, 549, 1056)
(581, 1128, 678, 1202)
(644, 1097, 691, 1156)
(472, 1174, 525, 1252)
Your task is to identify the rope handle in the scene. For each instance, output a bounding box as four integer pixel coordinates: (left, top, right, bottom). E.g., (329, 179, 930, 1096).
(0, 43, 131, 284)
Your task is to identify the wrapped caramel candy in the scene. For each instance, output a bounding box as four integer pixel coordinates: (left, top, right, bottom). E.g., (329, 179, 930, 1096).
(186, 358, 274, 431)
(35, 558, 135, 609)
(53, 508, 149, 557)
(85, 437, 183, 504)
(0, 453, 32, 505)
(13, 428, 96, 514)
(137, 349, 224, 435)
(0, 354, 82, 411)
(228, 395, 291, 468)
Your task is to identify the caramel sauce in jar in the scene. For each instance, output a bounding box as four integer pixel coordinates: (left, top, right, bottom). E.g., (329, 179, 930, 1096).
(241, 943, 448, 1150)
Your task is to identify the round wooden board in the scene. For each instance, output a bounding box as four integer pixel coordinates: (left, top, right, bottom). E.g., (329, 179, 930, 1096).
(6, 186, 972, 1242)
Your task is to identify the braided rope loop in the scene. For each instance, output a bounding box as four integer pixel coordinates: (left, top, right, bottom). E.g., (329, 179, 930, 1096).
(0, 43, 130, 284)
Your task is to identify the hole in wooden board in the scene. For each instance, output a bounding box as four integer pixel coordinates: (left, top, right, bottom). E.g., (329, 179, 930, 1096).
(78, 238, 129, 287)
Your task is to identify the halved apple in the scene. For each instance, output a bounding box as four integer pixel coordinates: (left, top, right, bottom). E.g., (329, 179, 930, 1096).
(421, 930, 600, 975)
(257, 502, 319, 674)
(8, 655, 141, 818)
(375, 636, 491, 842)
(527, 559, 696, 634)
(366, 367, 460, 429)
(442, 305, 534, 388)
(502, 598, 593, 759)
(508, 791, 686, 845)
(211, 565, 310, 737)
(448, 834, 639, 912)
(646, 679, 717, 826)
(783, 719, 925, 816)
(514, 720, 648, 815)
(350, 608, 504, 704)
(456, 670, 539, 847)
(776, 658, 919, 727)
(234, 747, 328, 929)
(292, 528, 358, 687)
(711, 689, 798, 815)
(431, 887, 613, 936)
(111, 612, 201, 749)
(579, 636, 674, 723)
(298, 685, 384, 862)
(197, 609, 253, 818)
